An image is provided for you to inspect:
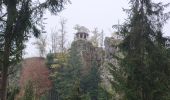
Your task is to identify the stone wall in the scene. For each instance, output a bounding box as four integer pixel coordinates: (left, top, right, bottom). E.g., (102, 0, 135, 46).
(71, 39, 104, 75)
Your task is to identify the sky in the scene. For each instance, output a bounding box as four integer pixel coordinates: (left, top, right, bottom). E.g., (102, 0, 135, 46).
(24, 0, 170, 58)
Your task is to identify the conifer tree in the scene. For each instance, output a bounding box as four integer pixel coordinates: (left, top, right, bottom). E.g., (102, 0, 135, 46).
(80, 61, 100, 100)
(112, 0, 170, 99)
(54, 44, 82, 100)
(0, 0, 69, 99)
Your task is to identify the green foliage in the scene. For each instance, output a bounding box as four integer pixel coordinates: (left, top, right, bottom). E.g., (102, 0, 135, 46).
(7, 63, 22, 100)
(46, 53, 54, 68)
(80, 61, 100, 100)
(110, 0, 170, 100)
(81, 93, 91, 100)
(7, 86, 19, 100)
(47, 42, 111, 100)
(23, 81, 34, 100)
(98, 87, 113, 100)
(69, 80, 82, 100)
(166, 48, 170, 58)
(1, 0, 70, 99)
(52, 45, 82, 100)
(46, 52, 69, 72)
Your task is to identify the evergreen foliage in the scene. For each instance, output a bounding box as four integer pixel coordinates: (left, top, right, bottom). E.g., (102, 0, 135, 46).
(23, 81, 34, 100)
(111, 0, 170, 100)
(7, 86, 19, 100)
(53, 45, 82, 100)
(47, 42, 110, 100)
(98, 86, 113, 100)
(7, 63, 22, 100)
(0, 0, 70, 99)
(80, 61, 100, 100)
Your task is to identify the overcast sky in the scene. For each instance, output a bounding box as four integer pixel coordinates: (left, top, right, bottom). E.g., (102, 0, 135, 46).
(24, 0, 170, 58)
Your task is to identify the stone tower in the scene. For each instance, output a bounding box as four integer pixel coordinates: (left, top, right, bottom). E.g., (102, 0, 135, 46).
(71, 32, 103, 75)
(75, 32, 89, 40)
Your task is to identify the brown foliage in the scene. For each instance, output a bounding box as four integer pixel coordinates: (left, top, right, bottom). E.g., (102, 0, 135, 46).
(19, 57, 52, 98)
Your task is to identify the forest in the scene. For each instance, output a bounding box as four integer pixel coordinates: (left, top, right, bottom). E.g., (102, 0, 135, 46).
(0, 0, 170, 100)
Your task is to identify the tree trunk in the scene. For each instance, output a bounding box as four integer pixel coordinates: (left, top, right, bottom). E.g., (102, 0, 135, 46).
(1, 69, 8, 100)
(1, 39, 10, 100)
(1, 1, 17, 99)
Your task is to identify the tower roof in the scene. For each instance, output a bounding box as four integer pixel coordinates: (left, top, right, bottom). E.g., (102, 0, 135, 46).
(76, 32, 89, 36)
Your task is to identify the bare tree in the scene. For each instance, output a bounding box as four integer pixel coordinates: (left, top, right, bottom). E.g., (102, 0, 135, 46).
(50, 18, 67, 54)
(51, 30, 59, 53)
(90, 28, 100, 47)
(90, 28, 104, 47)
(100, 30, 104, 48)
(58, 18, 67, 53)
(34, 35, 47, 57)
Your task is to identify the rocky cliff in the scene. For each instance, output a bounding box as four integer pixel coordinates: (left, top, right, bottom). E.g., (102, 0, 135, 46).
(100, 37, 122, 98)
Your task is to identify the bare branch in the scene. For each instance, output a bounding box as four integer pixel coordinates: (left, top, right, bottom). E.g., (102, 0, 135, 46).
(0, 13, 7, 18)
(31, 1, 48, 12)
(0, 13, 7, 22)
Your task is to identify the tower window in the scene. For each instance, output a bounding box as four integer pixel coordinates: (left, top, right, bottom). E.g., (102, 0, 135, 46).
(84, 35, 86, 39)
(80, 34, 83, 38)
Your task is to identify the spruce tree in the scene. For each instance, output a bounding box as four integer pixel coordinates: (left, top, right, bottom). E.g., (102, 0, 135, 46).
(54, 44, 82, 100)
(112, 0, 170, 100)
(80, 61, 100, 100)
(0, 0, 69, 99)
